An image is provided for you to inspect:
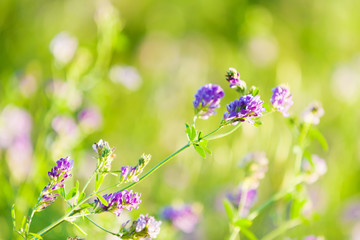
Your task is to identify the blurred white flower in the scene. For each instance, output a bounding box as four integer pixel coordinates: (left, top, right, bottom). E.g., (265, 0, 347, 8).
(247, 36, 278, 67)
(50, 32, 78, 64)
(109, 65, 142, 91)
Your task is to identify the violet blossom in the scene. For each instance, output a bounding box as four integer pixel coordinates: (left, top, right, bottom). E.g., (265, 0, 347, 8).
(225, 68, 246, 90)
(193, 84, 225, 119)
(95, 190, 141, 216)
(302, 102, 324, 125)
(270, 86, 293, 117)
(120, 214, 162, 239)
(223, 94, 265, 124)
(161, 203, 201, 233)
(120, 154, 151, 183)
(226, 188, 258, 217)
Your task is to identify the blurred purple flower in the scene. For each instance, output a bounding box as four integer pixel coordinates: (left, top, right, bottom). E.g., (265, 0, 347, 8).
(95, 190, 141, 216)
(120, 154, 151, 184)
(225, 68, 246, 90)
(161, 203, 201, 233)
(120, 214, 161, 239)
(239, 152, 268, 188)
(193, 84, 225, 119)
(302, 102, 324, 125)
(270, 86, 293, 117)
(52, 115, 78, 136)
(227, 188, 257, 217)
(223, 95, 264, 124)
(304, 236, 325, 240)
(78, 107, 102, 131)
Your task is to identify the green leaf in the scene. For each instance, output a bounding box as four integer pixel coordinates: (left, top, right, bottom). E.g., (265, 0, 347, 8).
(309, 128, 328, 151)
(190, 125, 197, 141)
(185, 123, 191, 141)
(11, 204, 16, 228)
(253, 121, 262, 127)
(194, 145, 206, 158)
(71, 222, 87, 236)
(77, 192, 86, 204)
(28, 232, 43, 239)
(58, 187, 66, 198)
(223, 199, 235, 222)
(233, 219, 252, 228)
(263, 103, 271, 112)
(95, 174, 104, 192)
(21, 216, 26, 231)
(198, 131, 203, 139)
(66, 186, 78, 200)
(96, 193, 108, 207)
(76, 180, 79, 192)
(79, 203, 93, 210)
(241, 227, 258, 240)
(198, 140, 211, 154)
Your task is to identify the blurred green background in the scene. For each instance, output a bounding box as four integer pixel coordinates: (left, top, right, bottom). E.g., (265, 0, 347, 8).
(0, 0, 359, 239)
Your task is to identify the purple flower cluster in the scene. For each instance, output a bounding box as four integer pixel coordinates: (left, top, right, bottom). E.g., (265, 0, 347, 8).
(36, 157, 74, 211)
(223, 95, 265, 124)
(193, 84, 225, 119)
(225, 68, 246, 90)
(270, 86, 293, 117)
(120, 154, 151, 183)
(120, 214, 162, 239)
(92, 139, 115, 172)
(95, 190, 141, 216)
(162, 203, 201, 233)
(227, 188, 257, 217)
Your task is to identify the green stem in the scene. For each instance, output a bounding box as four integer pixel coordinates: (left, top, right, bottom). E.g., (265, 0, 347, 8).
(26, 208, 36, 237)
(294, 123, 311, 175)
(228, 227, 240, 240)
(86, 216, 120, 237)
(204, 123, 241, 141)
(81, 166, 99, 194)
(261, 218, 301, 240)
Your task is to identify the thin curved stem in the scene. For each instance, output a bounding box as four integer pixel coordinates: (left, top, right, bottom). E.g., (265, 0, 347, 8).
(204, 123, 241, 140)
(86, 216, 120, 237)
(261, 218, 301, 240)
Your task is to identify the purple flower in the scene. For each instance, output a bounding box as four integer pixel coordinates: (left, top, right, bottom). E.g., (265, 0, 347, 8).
(193, 84, 225, 119)
(225, 68, 246, 90)
(270, 86, 293, 117)
(302, 102, 324, 125)
(35, 157, 74, 211)
(120, 154, 151, 183)
(223, 94, 265, 124)
(226, 188, 257, 217)
(161, 203, 201, 233)
(95, 190, 141, 216)
(120, 214, 162, 239)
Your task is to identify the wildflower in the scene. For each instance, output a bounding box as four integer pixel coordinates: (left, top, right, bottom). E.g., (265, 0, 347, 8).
(223, 94, 265, 124)
(239, 152, 268, 188)
(35, 157, 74, 211)
(109, 65, 142, 91)
(302, 155, 327, 184)
(50, 32, 78, 64)
(78, 107, 102, 131)
(225, 68, 246, 90)
(226, 188, 257, 217)
(120, 154, 151, 183)
(302, 102, 324, 125)
(270, 86, 293, 117)
(193, 84, 225, 119)
(92, 139, 115, 172)
(161, 203, 201, 233)
(120, 214, 162, 239)
(95, 190, 141, 216)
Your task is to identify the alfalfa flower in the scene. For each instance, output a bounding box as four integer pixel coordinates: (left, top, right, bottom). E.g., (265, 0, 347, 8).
(92, 139, 115, 172)
(226, 188, 257, 217)
(161, 203, 202, 233)
(302, 155, 327, 184)
(302, 102, 324, 125)
(223, 94, 265, 125)
(35, 157, 74, 211)
(225, 68, 246, 91)
(270, 86, 293, 117)
(120, 154, 151, 183)
(95, 190, 141, 216)
(193, 84, 225, 119)
(120, 214, 162, 239)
